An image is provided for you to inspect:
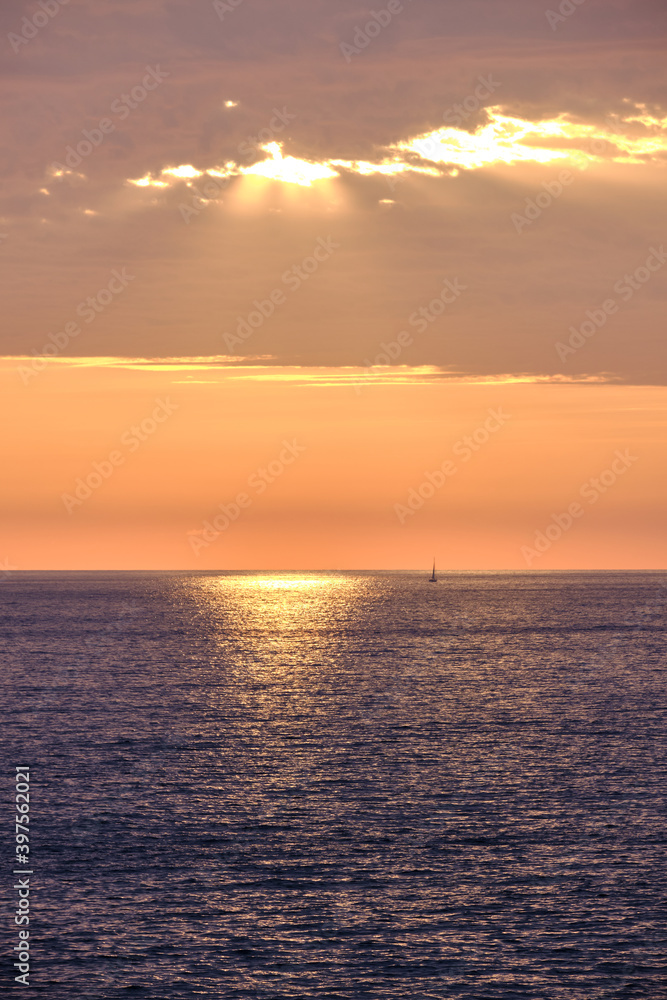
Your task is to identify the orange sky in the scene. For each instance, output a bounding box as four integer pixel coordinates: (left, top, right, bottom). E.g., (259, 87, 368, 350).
(3, 0, 666, 569)
(2, 359, 665, 570)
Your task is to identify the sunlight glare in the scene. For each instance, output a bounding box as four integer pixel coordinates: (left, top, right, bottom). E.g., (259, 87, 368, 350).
(242, 143, 338, 187)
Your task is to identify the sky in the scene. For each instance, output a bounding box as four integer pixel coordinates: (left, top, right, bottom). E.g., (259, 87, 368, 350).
(1, 0, 666, 569)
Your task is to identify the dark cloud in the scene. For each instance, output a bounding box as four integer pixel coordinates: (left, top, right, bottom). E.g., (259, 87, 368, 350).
(1, 0, 666, 383)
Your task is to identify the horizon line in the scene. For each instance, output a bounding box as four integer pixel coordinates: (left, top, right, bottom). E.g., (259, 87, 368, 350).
(5, 568, 667, 575)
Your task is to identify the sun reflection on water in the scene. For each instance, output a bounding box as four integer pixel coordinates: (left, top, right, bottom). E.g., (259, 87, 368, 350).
(186, 574, 370, 645)
(243, 575, 338, 591)
(179, 575, 375, 709)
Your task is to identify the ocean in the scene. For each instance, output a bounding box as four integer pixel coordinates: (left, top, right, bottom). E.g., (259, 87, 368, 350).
(1, 571, 666, 998)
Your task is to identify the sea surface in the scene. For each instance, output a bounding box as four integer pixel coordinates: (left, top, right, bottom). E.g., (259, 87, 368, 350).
(1, 571, 666, 999)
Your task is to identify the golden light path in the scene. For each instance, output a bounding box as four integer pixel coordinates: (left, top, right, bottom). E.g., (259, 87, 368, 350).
(244, 575, 334, 591)
(187, 575, 363, 657)
(194, 573, 355, 596)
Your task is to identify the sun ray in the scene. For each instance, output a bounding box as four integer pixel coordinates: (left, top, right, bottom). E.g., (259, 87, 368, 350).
(123, 104, 667, 205)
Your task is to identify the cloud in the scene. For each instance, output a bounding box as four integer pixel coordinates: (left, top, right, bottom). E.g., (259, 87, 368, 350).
(1, 0, 666, 383)
(0, 355, 617, 386)
(122, 103, 667, 195)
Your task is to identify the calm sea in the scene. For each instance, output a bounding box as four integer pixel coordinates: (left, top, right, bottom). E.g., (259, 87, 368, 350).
(1, 572, 666, 999)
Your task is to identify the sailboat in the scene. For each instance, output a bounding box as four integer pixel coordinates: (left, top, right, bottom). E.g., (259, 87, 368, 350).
(429, 558, 437, 583)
